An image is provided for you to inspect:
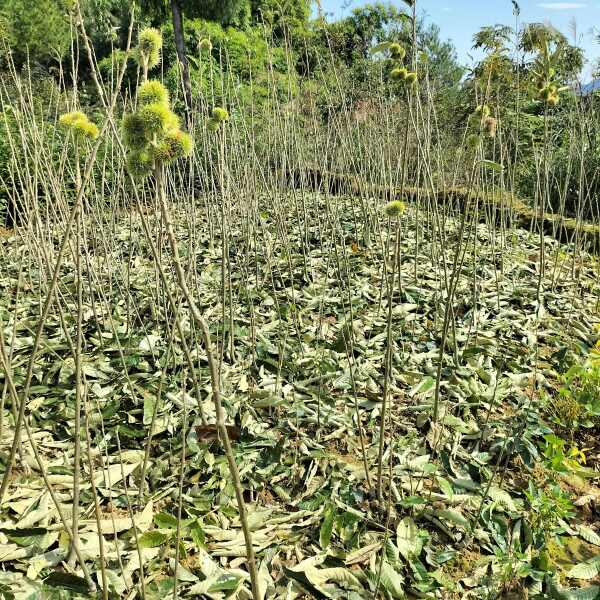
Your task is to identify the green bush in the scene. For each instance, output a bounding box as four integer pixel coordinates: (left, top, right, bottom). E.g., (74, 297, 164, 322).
(546, 347, 600, 436)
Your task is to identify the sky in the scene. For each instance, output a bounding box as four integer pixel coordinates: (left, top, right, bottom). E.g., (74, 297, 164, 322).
(317, 0, 600, 80)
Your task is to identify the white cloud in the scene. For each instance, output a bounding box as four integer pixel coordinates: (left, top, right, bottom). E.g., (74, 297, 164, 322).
(537, 2, 587, 8)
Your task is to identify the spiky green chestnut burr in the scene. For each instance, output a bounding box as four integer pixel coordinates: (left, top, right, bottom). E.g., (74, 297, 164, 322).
(405, 72, 418, 85)
(138, 28, 162, 70)
(122, 74, 192, 179)
(126, 149, 153, 179)
(211, 107, 229, 122)
(165, 129, 193, 158)
(138, 80, 169, 106)
(389, 43, 406, 61)
(59, 111, 99, 141)
(138, 103, 178, 137)
(390, 67, 408, 81)
(151, 130, 193, 162)
(384, 200, 406, 217)
(122, 113, 148, 149)
(198, 38, 212, 52)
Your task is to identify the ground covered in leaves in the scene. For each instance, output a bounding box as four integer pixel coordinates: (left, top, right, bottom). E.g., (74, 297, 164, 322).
(0, 193, 599, 599)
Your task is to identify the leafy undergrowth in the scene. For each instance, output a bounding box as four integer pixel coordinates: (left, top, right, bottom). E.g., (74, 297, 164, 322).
(0, 194, 599, 599)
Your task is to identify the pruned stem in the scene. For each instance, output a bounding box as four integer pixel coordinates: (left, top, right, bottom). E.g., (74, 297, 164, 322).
(155, 165, 260, 600)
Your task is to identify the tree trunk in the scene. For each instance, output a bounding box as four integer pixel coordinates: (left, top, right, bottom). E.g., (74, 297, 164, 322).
(170, 0, 193, 127)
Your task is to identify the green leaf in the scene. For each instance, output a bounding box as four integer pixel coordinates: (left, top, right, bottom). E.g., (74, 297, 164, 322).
(567, 558, 600, 580)
(312, 567, 363, 590)
(385, 538, 399, 564)
(578, 525, 600, 547)
(435, 549, 456, 564)
(462, 346, 487, 358)
(146, 577, 177, 600)
(143, 393, 155, 426)
(441, 414, 470, 433)
(546, 573, 600, 600)
(436, 476, 454, 500)
(409, 376, 435, 398)
(435, 509, 470, 529)
(487, 486, 517, 512)
(399, 495, 426, 508)
(178, 537, 187, 561)
(154, 512, 179, 529)
(2, 527, 48, 547)
(190, 521, 205, 549)
(117, 424, 145, 439)
(378, 561, 405, 599)
(564, 586, 600, 600)
(369, 42, 393, 55)
(319, 504, 336, 549)
(138, 530, 169, 548)
(396, 517, 422, 559)
(258, 560, 273, 600)
(479, 159, 504, 172)
(207, 574, 241, 592)
(283, 567, 328, 599)
(43, 572, 89, 593)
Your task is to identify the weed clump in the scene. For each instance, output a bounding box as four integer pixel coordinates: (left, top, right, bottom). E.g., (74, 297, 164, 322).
(546, 355, 600, 436)
(547, 394, 584, 433)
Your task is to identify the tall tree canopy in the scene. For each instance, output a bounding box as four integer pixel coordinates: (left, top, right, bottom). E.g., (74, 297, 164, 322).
(321, 3, 462, 87)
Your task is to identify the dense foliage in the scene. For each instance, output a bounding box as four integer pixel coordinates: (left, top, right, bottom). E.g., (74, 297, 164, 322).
(0, 2, 599, 599)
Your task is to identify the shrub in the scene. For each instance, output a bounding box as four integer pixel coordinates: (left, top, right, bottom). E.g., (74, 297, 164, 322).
(545, 346, 600, 439)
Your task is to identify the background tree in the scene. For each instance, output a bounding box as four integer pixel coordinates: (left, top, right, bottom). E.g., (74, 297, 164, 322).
(0, 0, 71, 69)
(250, 0, 311, 41)
(142, 0, 247, 124)
(520, 22, 583, 84)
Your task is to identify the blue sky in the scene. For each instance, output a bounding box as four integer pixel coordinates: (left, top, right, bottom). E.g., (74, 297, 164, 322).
(318, 0, 600, 79)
